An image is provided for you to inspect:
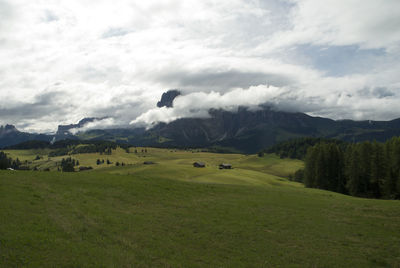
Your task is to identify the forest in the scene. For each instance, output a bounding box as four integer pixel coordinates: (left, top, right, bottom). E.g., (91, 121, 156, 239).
(304, 137, 400, 199)
(0, 152, 21, 170)
(265, 137, 346, 160)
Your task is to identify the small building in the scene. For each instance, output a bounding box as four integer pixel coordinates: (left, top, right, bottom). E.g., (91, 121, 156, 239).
(193, 162, 205, 168)
(219, 163, 232, 169)
(79, 166, 93, 171)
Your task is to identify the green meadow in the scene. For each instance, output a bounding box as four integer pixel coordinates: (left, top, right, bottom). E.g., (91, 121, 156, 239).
(1, 148, 400, 267)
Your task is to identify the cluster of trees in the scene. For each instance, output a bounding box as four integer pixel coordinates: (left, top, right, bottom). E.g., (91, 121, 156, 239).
(96, 159, 112, 165)
(132, 148, 147, 153)
(4, 140, 50, 150)
(10, 139, 130, 157)
(60, 157, 79, 172)
(0, 151, 21, 170)
(96, 159, 126, 166)
(304, 137, 400, 199)
(265, 137, 346, 160)
(49, 148, 70, 157)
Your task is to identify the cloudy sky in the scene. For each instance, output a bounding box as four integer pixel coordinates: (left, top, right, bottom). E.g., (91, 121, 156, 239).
(1, 0, 400, 133)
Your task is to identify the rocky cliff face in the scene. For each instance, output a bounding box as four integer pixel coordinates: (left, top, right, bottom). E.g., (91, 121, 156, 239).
(149, 107, 336, 152)
(0, 124, 18, 136)
(156, 90, 181, 108)
(56, 117, 100, 135)
(3, 90, 400, 152)
(148, 107, 400, 153)
(0, 125, 51, 148)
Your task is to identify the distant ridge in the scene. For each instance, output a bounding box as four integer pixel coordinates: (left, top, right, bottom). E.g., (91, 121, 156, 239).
(2, 90, 400, 152)
(0, 124, 51, 149)
(56, 117, 107, 136)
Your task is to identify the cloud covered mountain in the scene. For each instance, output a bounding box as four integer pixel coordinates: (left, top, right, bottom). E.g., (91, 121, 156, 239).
(2, 89, 400, 152)
(0, 125, 52, 148)
(1, 0, 400, 133)
(3, 108, 400, 152)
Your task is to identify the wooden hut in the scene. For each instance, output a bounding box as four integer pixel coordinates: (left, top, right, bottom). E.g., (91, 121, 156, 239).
(219, 163, 232, 169)
(193, 162, 206, 168)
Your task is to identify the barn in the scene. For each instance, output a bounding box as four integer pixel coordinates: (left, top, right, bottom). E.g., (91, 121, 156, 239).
(193, 162, 206, 168)
(219, 163, 232, 169)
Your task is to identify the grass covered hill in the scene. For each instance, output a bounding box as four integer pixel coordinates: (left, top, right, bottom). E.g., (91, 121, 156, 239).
(1, 147, 400, 267)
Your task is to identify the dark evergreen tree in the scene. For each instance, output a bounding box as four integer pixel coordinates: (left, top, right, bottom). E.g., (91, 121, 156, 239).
(304, 147, 318, 188)
(370, 141, 385, 198)
(345, 145, 364, 196)
(0, 152, 11, 169)
(61, 157, 75, 172)
(300, 138, 400, 199)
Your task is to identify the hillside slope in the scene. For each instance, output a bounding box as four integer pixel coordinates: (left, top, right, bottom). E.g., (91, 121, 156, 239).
(1, 164, 399, 267)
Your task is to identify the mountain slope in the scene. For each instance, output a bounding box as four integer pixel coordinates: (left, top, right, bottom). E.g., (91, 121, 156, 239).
(0, 125, 52, 148)
(145, 105, 400, 153)
(2, 89, 400, 152)
(73, 107, 400, 153)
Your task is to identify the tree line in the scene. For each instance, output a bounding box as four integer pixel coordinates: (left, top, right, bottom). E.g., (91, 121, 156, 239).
(7, 139, 130, 157)
(265, 137, 346, 160)
(60, 157, 79, 172)
(303, 137, 400, 199)
(0, 151, 21, 170)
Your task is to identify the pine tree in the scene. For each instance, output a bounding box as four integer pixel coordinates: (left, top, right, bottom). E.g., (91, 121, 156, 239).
(383, 138, 399, 198)
(304, 147, 318, 188)
(345, 145, 362, 196)
(370, 141, 385, 198)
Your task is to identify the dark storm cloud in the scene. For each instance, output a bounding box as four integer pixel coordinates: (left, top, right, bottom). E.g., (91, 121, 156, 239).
(358, 87, 396, 99)
(2, 0, 400, 132)
(159, 70, 294, 90)
(295, 44, 386, 76)
(93, 101, 142, 121)
(0, 91, 70, 120)
(372, 87, 395, 98)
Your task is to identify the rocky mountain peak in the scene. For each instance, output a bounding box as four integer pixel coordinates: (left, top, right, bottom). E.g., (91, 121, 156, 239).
(156, 90, 181, 108)
(56, 117, 104, 135)
(0, 124, 18, 135)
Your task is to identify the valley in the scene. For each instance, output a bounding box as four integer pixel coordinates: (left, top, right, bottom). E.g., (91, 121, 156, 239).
(1, 147, 400, 267)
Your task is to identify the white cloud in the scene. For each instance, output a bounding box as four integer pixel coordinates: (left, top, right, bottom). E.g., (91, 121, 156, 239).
(131, 85, 288, 126)
(259, 0, 400, 52)
(0, 0, 400, 132)
(68, 117, 116, 134)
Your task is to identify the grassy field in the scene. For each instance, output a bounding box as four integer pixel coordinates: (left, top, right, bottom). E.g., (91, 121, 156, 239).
(3, 147, 303, 185)
(1, 148, 400, 267)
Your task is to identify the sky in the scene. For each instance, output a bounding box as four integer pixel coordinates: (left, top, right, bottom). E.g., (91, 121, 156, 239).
(1, 0, 400, 133)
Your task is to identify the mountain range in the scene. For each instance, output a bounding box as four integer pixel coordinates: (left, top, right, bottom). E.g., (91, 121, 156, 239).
(2, 90, 400, 153)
